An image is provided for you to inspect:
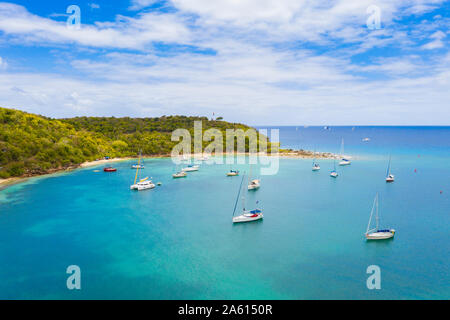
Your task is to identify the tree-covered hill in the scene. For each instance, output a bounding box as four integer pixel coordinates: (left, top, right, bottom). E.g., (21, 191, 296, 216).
(0, 107, 269, 178)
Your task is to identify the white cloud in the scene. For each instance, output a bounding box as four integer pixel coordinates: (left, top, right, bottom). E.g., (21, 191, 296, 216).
(422, 30, 446, 49)
(0, 56, 7, 70)
(0, 3, 190, 50)
(0, 1, 448, 124)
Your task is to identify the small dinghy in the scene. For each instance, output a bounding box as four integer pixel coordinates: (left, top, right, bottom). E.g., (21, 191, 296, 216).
(365, 193, 395, 240)
(104, 167, 117, 172)
(232, 175, 263, 223)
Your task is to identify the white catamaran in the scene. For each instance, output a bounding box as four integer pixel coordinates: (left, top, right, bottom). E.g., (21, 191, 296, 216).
(365, 193, 395, 240)
(339, 138, 351, 166)
(232, 175, 263, 223)
(130, 156, 155, 191)
(385, 156, 395, 183)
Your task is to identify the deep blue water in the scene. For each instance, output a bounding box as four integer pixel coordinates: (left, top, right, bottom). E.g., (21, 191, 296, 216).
(0, 126, 449, 299)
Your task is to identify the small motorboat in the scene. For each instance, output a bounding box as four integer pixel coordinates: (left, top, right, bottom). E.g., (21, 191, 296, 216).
(182, 165, 199, 172)
(339, 158, 351, 166)
(248, 179, 260, 190)
(233, 209, 263, 223)
(330, 170, 338, 178)
(312, 163, 320, 171)
(386, 174, 395, 183)
(131, 164, 145, 169)
(226, 170, 239, 176)
(173, 171, 187, 178)
(104, 167, 117, 172)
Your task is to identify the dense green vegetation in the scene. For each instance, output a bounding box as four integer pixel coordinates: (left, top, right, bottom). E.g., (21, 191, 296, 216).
(0, 107, 272, 178)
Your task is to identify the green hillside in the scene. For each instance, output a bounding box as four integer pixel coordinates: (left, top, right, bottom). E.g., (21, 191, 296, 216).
(0, 107, 270, 178)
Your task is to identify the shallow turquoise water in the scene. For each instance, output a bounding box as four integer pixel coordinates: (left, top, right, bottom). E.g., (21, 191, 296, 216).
(0, 128, 449, 299)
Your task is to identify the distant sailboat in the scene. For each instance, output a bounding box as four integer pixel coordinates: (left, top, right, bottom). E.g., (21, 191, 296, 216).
(339, 138, 351, 166)
(365, 193, 395, 240)
(232, 175, 263, 223)
(385, 156, 395, 183)
(131, 150, 145, 169)
(182, 164, 199, 172)
(312, 150, 320, 171)
(330, 159, 338, 178)
(173, 165, 187, 178)
(247, 165, 260, 190)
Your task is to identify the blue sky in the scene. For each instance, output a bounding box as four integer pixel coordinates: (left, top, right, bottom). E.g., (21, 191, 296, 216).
(0, 0, 449, 125)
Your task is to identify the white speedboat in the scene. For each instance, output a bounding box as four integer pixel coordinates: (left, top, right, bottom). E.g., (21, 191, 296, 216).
(226, 170, 239, 176)
(365, 193, 395, 240)
(131, 164, 145, 169)
(173, 171, 187, 178)
(233, 209, 263, 223)
(312, 164, 320, 171)
(182, 165, 199, 172)
(130, 177, 156, 191)
(248, 179, 260, 190)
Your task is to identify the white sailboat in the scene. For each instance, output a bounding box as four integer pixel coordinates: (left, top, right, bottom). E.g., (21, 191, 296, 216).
(339, 138, 351, 166)
(312, 151, 320, 171)
(232, 175, 263, 223)
(131, 150, 145, 169)
(172, 166, 187, 178)
(365, 193, 395, 240)
(130, 157, 155, 191)
(330, 160, 338, 178)
(182, 164, 199, 172)
(247, 165, 260, 190)
(385, 156, 395, 183)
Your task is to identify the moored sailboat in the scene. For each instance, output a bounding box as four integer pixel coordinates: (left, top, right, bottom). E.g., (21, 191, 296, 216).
(385, 156, 395, 183)
(365, 193, 395, 240)
(330, 160, 338, 178)
(232, 175, 263, 223)
(338, 138, 351, 166)
(130, 156, 155, 191)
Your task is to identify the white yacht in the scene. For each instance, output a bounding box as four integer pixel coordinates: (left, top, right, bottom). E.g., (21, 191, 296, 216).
(173, 171, 187, 178)
(232, 175, 263, 223)
(338, 138, 351, 166)
(182, 165, 199, 172)
(130, 177, 156, 191)
(365, 193, 395, 240)
(248, 179, 260, 190)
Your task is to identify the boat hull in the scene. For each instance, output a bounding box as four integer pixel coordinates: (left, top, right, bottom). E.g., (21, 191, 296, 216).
(339, 161, 351, 166)
(365, 230, 395, 240)
(233, 213, 263, 223)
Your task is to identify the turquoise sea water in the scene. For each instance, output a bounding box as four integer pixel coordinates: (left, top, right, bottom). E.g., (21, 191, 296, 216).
(0, 126, 449, 299)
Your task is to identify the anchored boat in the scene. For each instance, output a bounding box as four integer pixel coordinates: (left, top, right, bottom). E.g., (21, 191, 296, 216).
(385, 156, 395, 183)
(365, 193, 395, 240)
(232, 175, 263, 223)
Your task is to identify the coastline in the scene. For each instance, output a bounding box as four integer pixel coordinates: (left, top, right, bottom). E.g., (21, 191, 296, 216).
(0, 150, 338, 190)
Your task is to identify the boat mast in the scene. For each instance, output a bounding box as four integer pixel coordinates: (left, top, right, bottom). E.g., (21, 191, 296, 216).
(366, 193, 378, 234)
(232, 175, 245, 217)
(375, 193, 379, 230)
(133, 152, 141, 184)
(386, 156, 391, 177)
